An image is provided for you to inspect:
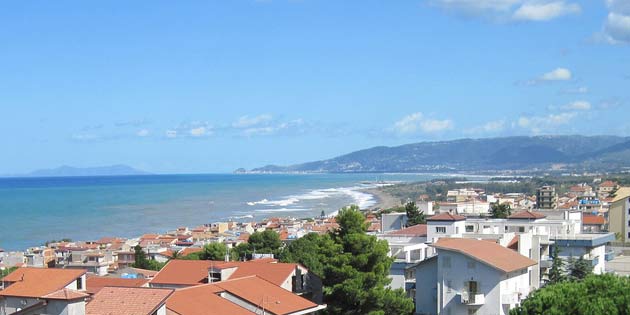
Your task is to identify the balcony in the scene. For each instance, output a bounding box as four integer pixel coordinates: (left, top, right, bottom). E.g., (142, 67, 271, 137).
(460, 292, 485, 305)
(605, 251, 616, 261)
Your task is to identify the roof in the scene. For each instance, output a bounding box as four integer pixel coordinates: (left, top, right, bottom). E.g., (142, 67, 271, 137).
(150, 260, 298, 287)
(427, 213, 466, 221)
(432, 238, 537, 273)
(612, 187, 630, 203)
(86, 287, 173, 315)
(0, 267, 86, 298)
(42, 288, 89, 300)
(582, 214, 606, 225)
(386, 224, 428, 237)
(508, 210, 547, 220)
(167, 276, 319, 315)
(600, 181, 617, 188)
(86, 276, 149, 294)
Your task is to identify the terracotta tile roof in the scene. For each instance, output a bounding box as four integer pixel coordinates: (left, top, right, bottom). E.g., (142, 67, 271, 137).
(507, 235, 519, 251)
(427, 213, 466, 221)
(150, 260, 298, 288)
(386, 224, 428, 237)
(433, 238, 537, 273)
(126, 267, 159, 278)
(87, 287, 173, 315)
(180, 247, 203, 257)
(0, 267, 86, 298)
(600, 180, 617, 188)
(582, 214, 606, 225)
(42, 288, 89, 300)
(86, 276, 149, 295)
(508, 210, 547, 219)
(167, 276, 321, 315)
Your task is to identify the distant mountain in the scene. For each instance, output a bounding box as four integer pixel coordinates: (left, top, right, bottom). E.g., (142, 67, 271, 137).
(10, 165, 149, 178)
(247, 135, 630, 173)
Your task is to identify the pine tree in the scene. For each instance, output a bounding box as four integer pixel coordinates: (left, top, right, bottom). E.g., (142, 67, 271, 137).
(547, 246, 565, 285)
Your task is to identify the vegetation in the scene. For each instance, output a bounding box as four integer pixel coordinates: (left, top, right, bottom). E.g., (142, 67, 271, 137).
(200, 242, 228, 261)
(404, 201, 426, 226)
(490, 203, 512, 219)
(131, 245, 166, 271)
(281, 205, 415, 315)
(547, 246, 565, 285)
(568, 256, 593, 281)
(230, 230, 283, 261)
(0, 266, 18, 278)
(511, 274, 630, 315)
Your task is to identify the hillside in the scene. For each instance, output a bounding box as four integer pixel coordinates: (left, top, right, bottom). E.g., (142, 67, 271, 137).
(10, 165, 149, 177)
(248, 135, 630, 173)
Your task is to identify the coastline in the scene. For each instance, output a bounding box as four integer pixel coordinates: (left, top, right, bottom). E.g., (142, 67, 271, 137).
(363, 187, 402, 210)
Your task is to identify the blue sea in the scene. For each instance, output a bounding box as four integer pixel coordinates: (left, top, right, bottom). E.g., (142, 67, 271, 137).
(0, 173, 455, 251)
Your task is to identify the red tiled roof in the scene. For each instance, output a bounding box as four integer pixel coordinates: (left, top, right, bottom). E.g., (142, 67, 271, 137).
(433, 238, 537, 273)
(386, 224, 428, 237)
(427, 213, 466, 221)
(507, 235, 519, 251)
(42, 288, 89, 300)
(600, 181, 617, 188)
(87, 287, 173, 315)
(86, 276, 149, 295)
(0, 268, 86, 298)
(582, 214, 606, 225)
(508, 210, 547, 219)
(167, 284, 254, 315)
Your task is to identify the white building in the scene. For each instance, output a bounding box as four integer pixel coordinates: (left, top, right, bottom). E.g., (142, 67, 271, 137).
(413, 238, 537, 315)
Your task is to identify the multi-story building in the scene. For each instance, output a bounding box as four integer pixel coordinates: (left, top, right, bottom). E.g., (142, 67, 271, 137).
(536, 186, 557, 209)
(598, 181, 619, 199)
(609, 187, 630, 243)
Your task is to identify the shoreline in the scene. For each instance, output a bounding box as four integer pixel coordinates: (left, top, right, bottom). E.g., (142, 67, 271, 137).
(363, 187, 403, 210)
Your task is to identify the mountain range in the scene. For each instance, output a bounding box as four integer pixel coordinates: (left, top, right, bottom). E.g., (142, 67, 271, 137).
(3, 165, 149, 178)
(247, 135, 630, 173)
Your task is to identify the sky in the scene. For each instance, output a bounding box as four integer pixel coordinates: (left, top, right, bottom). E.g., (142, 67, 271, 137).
(1, 0, 629, 174)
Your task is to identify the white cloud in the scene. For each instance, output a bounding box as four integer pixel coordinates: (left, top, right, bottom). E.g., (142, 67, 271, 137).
(561, 86, 589, 94)
(241, 119, 304, 137)
(429, 0, 580, 21)
(137, 129, 150, 137)
(561, 100, 591, 111)
(232, 114, 273, 128)
(190, 127, 208, 137)
(600, 0, 630, 44)
(513, 1, 580, 21)
(517, 112, 577, 133)
(540, 67, 572, 81)
(392, 112, 453, 134)
(165, 130, 177, 138)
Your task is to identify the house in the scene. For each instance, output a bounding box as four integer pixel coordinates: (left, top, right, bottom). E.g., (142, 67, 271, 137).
(86, 287, 173, 315)
(412, 238, 537, 315)
(426, 213, 466, 243)
(598, 181, 619, 199)
(85, 276, 149, 295)
(149, 260, 323, 303)
(0, 268, 88, 315)
(582, 214, 606, 233)
(166, 276, 326, 315)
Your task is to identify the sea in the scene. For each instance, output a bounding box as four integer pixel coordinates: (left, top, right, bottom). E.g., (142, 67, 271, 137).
(0, 173, 455, 251)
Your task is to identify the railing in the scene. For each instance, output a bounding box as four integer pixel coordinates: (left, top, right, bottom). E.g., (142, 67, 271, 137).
(460, 292, 485, 305)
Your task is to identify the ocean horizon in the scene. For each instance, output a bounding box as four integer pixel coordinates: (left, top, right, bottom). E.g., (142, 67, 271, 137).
(0, 173, 460, 251)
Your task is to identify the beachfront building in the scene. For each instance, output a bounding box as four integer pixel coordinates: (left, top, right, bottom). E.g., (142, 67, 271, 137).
(413, 238, 536, 315)
(536, 186, 557, 209)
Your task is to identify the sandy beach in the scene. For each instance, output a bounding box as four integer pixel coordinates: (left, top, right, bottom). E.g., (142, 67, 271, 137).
(362, 187, 403, 210)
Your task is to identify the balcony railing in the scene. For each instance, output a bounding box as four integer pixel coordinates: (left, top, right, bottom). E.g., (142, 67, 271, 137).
(460, 292, 485, 305)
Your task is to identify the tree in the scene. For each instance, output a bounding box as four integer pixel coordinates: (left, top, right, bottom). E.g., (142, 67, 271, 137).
(282, 205, 415, 315)
(230, 242, 252, 261)
(568, 256, 593, 281)
(0, 266, 18, 278)
(320, 210, 326, 218)
(547, 246, 565, 285)
(200, 242, 228, 261)
(404, 201, 425, 227)
(247, 229, 283, 256)
(132, 245, 166, 271)
(490, 203, 512, 219)
(511, 274, 630, 315)
(169, 249, 182, 260)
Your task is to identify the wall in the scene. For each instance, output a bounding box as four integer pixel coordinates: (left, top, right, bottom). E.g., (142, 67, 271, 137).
(414, 258, 438, 315)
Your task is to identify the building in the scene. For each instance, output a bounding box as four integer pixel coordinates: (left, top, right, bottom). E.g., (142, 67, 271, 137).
(536, 186, 557, 209)
(598, 181, 619, 199)
(582, 214, 606, 233)
(165, 276, 326, 315)
(0, 268, 88, 315)
(413, 238, 537, 315)
(608, 187, 630, 243)
(377, 224, 430, 293)
(86, 287, 173, 315)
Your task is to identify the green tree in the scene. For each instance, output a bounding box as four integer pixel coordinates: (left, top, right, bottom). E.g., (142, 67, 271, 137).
(568, 256, 593, 281)
(547, 246, 565, 285)
(132, 245, 166, 271)
(200, 242, 228, 261)
(230, 242, 252, 261)
(282, 205, 414, 315)
(490, 203, 512, 219)
(511, 274, 630, 315)
(247, 230, 283, 256)
(0, 266, 18, 278)
(404, 201, 426, 227)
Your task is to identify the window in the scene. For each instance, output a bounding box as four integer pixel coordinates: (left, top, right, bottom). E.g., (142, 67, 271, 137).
(436, 227, 446, 233)
(518, 226, 525, 233)
(467, 261, 476, 269)
(442, 256, 451, 268)
(504, 226, 509, 232)
(466, 225, 474, 232)
(76, 277, 83, 290)
(446, 280, 452, 293)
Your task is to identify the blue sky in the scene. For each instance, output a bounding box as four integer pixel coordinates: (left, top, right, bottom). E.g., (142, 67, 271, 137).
(1, 0, 629, 174)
